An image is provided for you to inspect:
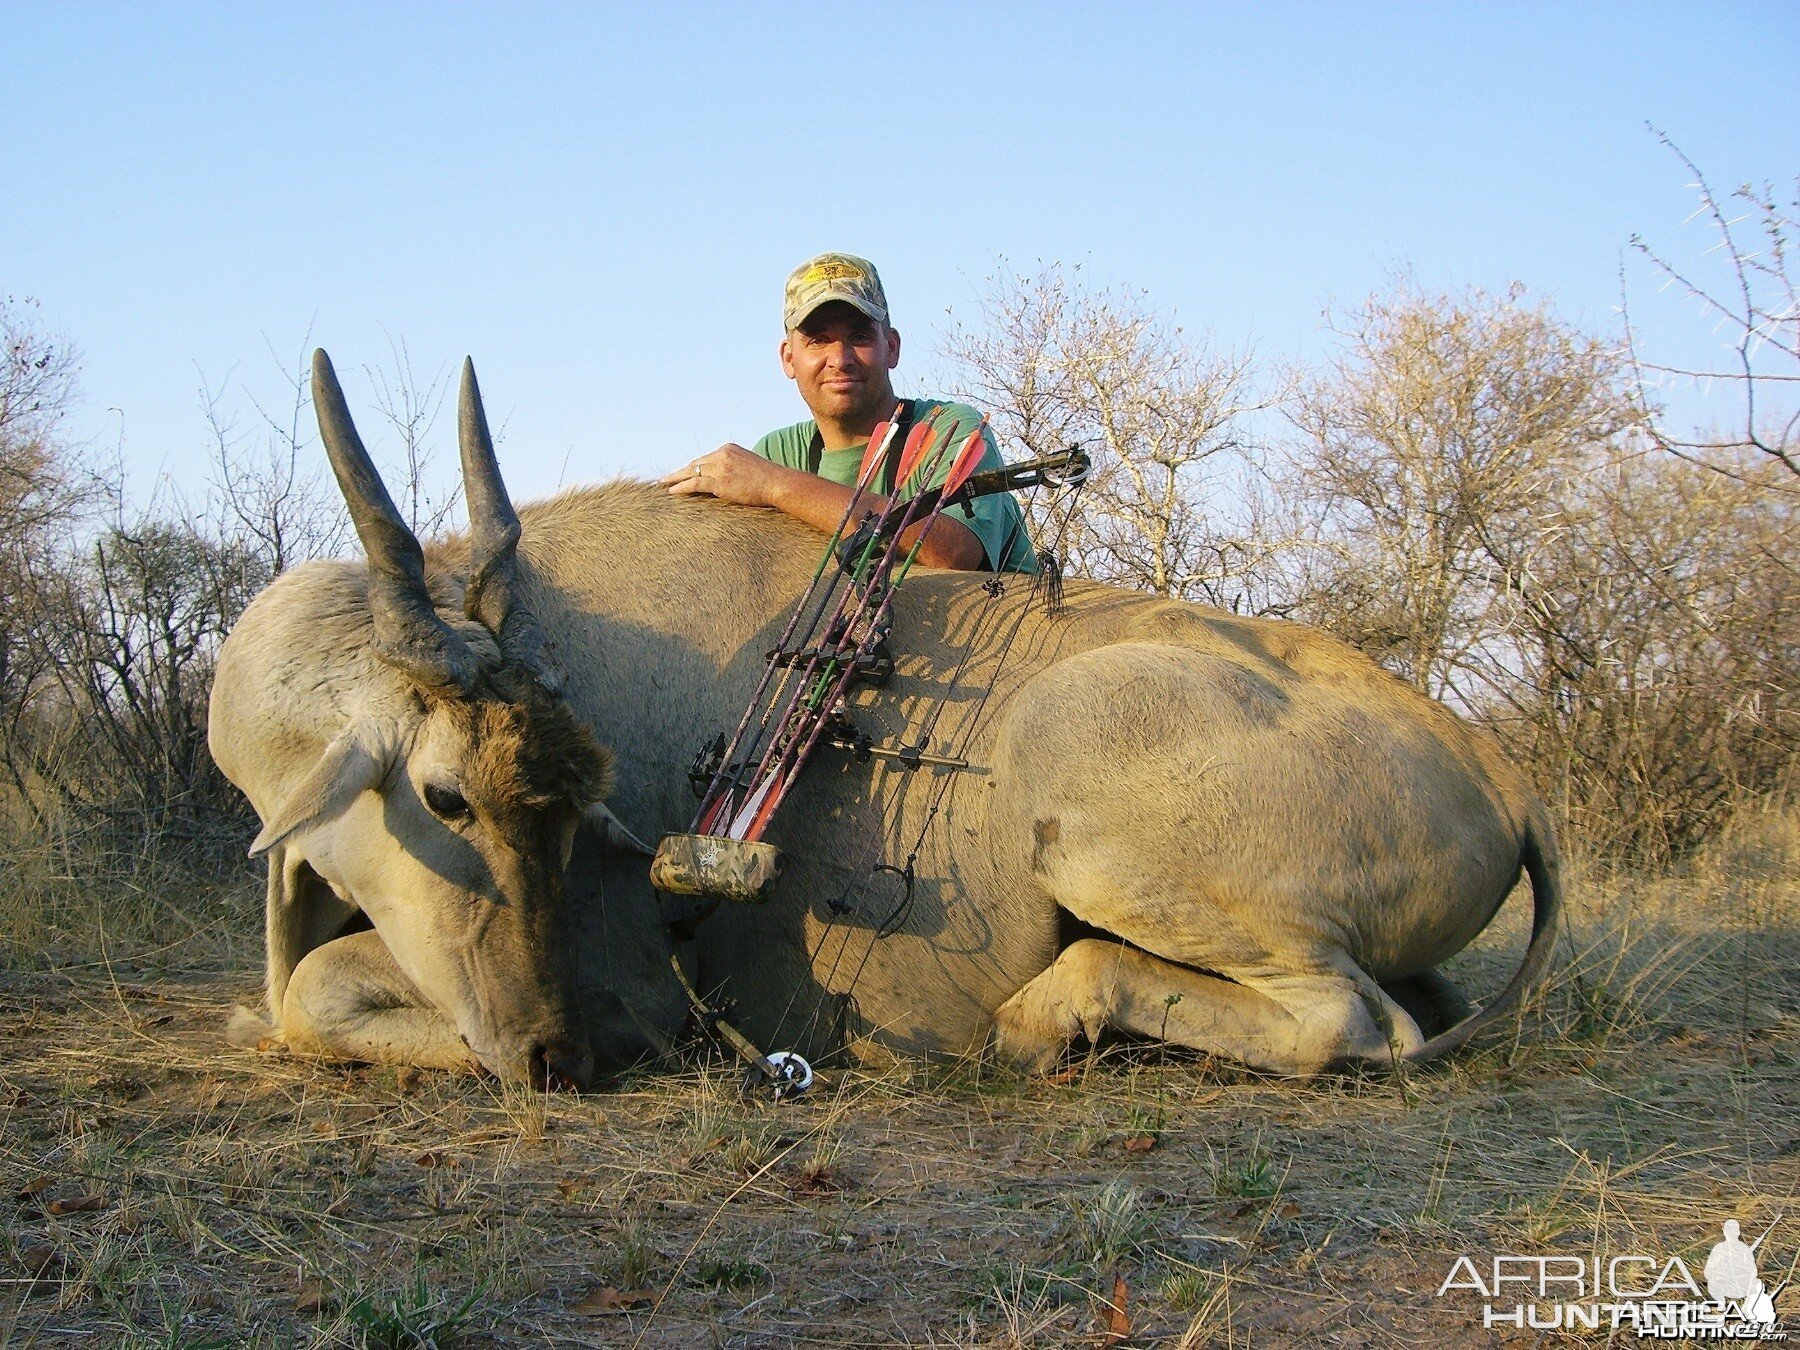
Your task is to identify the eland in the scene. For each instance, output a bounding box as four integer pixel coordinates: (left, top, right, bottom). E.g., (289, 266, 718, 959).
(210, 351, 1560, 1088)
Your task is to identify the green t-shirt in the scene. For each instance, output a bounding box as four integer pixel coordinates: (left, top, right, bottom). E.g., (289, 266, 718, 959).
(751, 399, 1039, 573)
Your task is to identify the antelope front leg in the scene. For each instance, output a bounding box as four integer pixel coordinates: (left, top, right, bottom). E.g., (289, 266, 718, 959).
(280, 930, 478, 1073)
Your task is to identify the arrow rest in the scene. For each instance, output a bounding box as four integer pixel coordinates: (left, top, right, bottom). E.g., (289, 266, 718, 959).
(687, 734, 727, 798)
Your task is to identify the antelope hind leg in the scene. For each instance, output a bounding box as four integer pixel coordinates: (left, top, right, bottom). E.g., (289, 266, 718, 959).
(1381, 968, 1474, 1039)
(992, 938, 1427, 1077)
(280, 929, 478, 1073)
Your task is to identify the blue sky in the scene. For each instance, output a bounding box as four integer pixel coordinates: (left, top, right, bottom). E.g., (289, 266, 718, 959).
(7, 2, 1796, 506)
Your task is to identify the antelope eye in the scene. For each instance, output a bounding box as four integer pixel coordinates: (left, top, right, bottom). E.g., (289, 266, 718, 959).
(423, 781, 471, 821)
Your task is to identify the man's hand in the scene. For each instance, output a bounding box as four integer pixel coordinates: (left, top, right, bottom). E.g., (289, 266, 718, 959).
(661, 444, 794, 507)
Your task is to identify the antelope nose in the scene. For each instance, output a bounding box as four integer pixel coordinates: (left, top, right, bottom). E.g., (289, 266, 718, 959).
(528, 1039, 593, 1092)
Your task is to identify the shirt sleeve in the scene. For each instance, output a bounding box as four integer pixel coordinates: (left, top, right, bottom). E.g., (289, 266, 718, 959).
(752, 422, 814, 470)
(900, 404, 1038, 573)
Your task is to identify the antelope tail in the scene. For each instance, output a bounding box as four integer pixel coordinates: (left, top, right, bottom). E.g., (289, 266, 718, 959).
(1406, 815, 1563, 1064)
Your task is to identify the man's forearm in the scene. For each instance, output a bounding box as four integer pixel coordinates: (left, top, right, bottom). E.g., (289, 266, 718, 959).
(766, 462, 986, 570)
(663, 443, 988, 570)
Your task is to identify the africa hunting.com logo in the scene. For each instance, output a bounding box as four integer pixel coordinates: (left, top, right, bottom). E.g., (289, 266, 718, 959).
(1435, 1217, 1788, 1339)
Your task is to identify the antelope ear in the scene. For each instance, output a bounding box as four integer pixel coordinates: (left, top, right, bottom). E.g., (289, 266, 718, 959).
(249, 726, 391, 858)
(583, 801, 655, 857)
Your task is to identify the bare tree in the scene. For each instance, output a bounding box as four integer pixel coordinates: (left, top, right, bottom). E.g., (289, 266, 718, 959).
(200, 332, 464, 584)
(201, 338, 348, 576)
(0, 298, 92, 818)
(1285, 277, 1642, 697)
(1282, 274, 1792, 861)
(942, 265, 1278, 609)
(41, 493, 262, 844)
(1, 314, 465, 854)
(1624, 130, 1799, 486)
(0, 296, 87, 557)
(1491, 453, 1795, 861)
(1, 296, 80, 480)
(365, 331, 461, 536)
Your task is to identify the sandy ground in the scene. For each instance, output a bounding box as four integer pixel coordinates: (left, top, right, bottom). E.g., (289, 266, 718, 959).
(2, 849, 1796, 1347)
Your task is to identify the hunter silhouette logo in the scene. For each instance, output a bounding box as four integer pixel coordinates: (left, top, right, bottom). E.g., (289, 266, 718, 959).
(1706, 1220, 1784, 1328)
(1436, 1215, 1788, 1338)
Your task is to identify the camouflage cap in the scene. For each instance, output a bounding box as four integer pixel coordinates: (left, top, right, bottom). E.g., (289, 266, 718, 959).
(783, 252, 889, 332)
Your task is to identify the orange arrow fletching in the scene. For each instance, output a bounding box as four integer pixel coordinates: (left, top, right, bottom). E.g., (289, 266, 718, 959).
(941, 420, 990, 498)
(856, 417, 899, 488)
(895, 420, 939, 487)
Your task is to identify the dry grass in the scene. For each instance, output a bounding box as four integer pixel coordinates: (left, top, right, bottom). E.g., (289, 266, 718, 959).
(0, 816, 250, 976)
(1, 811, 1796, 1346)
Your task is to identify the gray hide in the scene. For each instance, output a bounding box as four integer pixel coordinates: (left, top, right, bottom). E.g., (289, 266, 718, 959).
(212, 462, 1562, 1084)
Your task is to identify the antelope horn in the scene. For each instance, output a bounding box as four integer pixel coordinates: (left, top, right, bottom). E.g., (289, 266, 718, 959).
(312, 349, 476, 694)
(459, 358, 561, 692)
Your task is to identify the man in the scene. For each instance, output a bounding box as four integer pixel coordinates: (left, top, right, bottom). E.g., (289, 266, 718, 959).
(663, 252, 1037, 573)
(1705, 1220, 1760, 1302)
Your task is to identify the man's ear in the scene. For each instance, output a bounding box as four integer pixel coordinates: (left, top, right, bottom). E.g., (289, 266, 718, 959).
(779, 334, 797, 380)
(883, 324, 901, 370)
(249, 725, 391, 858)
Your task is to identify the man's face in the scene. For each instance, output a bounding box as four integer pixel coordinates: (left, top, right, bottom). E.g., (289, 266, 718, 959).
(780, 302, 901, 427)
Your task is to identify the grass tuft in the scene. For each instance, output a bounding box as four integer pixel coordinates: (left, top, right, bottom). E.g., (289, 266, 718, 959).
(1058, 1179, 1158, 1266)
(341, 1260, 486, 1350)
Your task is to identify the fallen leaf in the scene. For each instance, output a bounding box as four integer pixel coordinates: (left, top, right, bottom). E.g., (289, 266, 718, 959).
(1046, 1067, 1081, 1086)
(1121, 1133, 1156, 1153)
(787, 1161, 844, 1197)
(573, 1285, 656, 1313)
(17, 1245, 64, 1295)
(395, 1066, 423, 1091)
(1099, 1273, 1131, 1342)
(47, 1194, 106, 1215)
(16, 1176, 52, 1200)
(556, 1177, 585, 1200)
(18, 1245, 62, 1278)
(414, 1151, 456, 1168)
(1278, 1201, 1301, 1218)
